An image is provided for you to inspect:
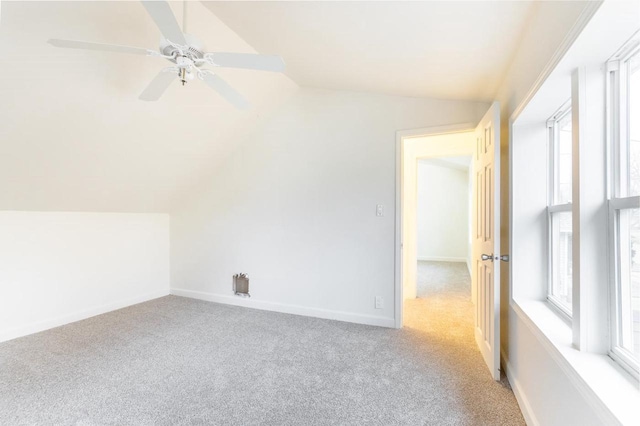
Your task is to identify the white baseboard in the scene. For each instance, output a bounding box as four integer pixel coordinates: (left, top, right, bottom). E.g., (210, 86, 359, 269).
(170, 287, 396, 328)
(0, 289, 170, 343)
(501, 349, 539, 426)
(417, 256, 467, 263)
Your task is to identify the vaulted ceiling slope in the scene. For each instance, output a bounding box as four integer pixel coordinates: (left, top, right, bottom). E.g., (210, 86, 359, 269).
(203, 1, 536, 101)
(0, 1, 297, 212)
(0, 1, 544, 213)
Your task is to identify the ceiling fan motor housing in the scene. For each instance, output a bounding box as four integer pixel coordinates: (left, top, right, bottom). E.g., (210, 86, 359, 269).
(176, 56, 193, 67)
(159, 34, 205, 65)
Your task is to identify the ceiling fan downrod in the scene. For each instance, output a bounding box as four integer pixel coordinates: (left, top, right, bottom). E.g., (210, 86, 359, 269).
(175, 55, 195, 85)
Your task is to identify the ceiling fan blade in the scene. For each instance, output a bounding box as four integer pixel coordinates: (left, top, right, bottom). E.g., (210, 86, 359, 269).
(139, 70, 177, 101)
(141, 1, 187, 46)
(201, 73, 249, 110)
(207, 53, 286, 73)
(48, 39, 152, 56)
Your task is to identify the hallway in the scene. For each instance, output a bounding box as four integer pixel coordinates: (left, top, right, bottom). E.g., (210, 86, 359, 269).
(416, 261, 471, 298)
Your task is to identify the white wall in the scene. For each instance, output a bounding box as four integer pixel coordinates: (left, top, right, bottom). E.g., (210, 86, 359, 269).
(416, 161, 469, 262)
(170, 88, 487, 327)
(505, 311, 602, 426)
(0, 212, 170, 342)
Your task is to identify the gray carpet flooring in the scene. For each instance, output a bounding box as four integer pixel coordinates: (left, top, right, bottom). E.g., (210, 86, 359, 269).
(0, 271, 524, 425)
(417, 260, 471, 298)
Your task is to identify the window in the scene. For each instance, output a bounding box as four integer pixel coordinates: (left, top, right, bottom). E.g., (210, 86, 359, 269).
(547, 103, 573, 318)
(608, 43, 640, 377)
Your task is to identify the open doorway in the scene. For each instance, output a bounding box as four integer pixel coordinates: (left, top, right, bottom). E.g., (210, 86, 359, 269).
(396, 127, 477, 358)
(396, 127, 476, 308)
(395, 103, 502, 381)
(415, 155, 472, 300)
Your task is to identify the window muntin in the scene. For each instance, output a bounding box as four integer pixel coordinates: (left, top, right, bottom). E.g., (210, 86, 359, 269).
(548, 103, 573, 317)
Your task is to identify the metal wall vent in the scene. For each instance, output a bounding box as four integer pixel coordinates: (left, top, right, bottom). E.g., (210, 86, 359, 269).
(233, 273, 250, 297)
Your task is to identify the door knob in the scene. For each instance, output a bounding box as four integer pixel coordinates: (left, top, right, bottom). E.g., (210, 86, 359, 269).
(481, 253, 494, 261)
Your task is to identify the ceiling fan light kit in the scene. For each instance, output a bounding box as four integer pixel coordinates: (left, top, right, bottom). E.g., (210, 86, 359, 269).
(47, 1, 286, 109)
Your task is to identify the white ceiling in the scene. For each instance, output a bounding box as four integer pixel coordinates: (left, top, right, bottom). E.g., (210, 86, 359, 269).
(419, 156, 471, 171)
(204, 1, 536, 101)
(0, 1, 539, 213)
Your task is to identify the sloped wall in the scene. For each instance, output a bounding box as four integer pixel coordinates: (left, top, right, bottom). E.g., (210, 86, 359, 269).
(0, 212, 170, 342)
(0, 1, 297, 213)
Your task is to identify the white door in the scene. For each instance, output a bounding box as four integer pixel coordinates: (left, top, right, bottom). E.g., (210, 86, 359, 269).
(472, 102, 501, 381)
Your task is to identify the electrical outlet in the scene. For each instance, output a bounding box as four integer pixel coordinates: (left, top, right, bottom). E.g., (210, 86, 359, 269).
(376, 204, 384, 217)
(375, 296, 384, 309)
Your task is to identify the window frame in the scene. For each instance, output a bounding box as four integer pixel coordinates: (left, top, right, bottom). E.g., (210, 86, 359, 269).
(547, 101, 574, 321)
(606, 40, 640, 379)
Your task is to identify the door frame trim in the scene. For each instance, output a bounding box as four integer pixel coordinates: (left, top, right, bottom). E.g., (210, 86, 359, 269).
(394, 122, 476, 329)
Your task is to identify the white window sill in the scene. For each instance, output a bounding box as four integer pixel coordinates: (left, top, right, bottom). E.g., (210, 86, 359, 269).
(511, 298, 639, 426)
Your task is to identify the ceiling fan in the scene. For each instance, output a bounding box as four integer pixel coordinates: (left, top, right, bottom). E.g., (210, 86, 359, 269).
(47, 1, 285, 109)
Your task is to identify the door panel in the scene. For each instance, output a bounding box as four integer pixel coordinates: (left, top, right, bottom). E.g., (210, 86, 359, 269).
(476, 173, 480, 239)
(472, 102, 501, 381)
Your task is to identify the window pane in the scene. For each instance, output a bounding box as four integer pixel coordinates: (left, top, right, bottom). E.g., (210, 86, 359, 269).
(551, 211, 573, 312)
(629, 54, 640, 197)
(619, 208, 640, 360)
(557, 112, 572, 204)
